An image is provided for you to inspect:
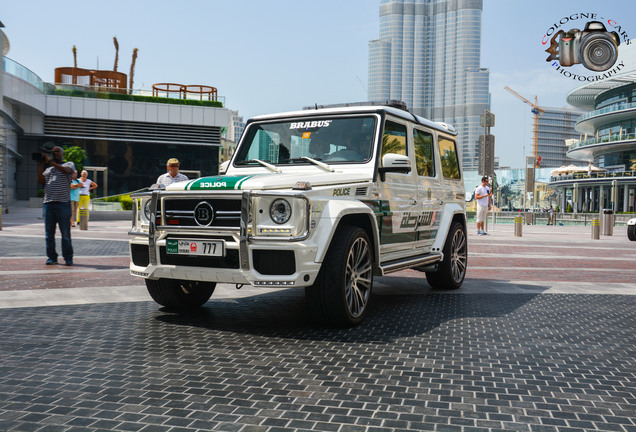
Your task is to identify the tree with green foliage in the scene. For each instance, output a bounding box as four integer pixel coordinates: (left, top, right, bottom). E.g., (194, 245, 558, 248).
(63, 146, 87, 172)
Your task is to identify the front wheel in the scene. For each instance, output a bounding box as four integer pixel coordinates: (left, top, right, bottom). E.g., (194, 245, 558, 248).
(628, 224, 636, 241)
(306, 226, 374, 327)
(146, 278, 216, 309)
(425, 221, 467, 290)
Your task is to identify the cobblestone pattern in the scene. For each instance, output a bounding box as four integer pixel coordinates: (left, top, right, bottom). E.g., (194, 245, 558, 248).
(0, 294, 634, 432)
(0, 235, 129, 257)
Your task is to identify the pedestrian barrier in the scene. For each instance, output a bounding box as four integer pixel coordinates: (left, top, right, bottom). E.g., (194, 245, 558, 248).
(591, 218, 600, 240)
(79, 208, 89, 230)
(514, 216, 522, 237)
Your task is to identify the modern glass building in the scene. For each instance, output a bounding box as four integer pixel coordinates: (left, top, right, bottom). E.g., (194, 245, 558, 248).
(368, 0, 490, 171)
(549, 45, 636, 213)
(537, 106, 585, 168)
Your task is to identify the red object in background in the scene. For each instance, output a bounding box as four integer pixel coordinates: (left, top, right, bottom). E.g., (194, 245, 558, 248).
(536, 155, 542, 167)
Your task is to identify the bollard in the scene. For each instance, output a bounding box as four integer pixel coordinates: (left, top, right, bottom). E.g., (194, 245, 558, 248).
(514, 216, 522, 237)
(0, 205, 2, 231)
(591, 218, 600, 240)
(79, 208, 89, 230)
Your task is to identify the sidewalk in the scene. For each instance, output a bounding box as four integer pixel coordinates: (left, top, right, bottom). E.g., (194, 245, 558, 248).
(1, 202, 635, 309)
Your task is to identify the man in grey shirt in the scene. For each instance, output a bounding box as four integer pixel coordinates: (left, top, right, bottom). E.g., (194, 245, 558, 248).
(37, 146, 75, 265)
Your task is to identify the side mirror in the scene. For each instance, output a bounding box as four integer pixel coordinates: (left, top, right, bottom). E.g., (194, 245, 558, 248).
(378, 153, 412, 181)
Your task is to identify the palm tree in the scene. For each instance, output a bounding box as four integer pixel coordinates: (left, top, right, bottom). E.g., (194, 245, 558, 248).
(129, 48, 138, 94)
(72, 45, 78, 84)
(113, 37, 119, 72)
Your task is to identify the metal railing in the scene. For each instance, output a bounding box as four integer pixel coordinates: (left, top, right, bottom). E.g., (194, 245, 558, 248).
(576, 101, 636, 123)
(550, 170, 635, 182)
(466, 211, 634, 226)
(568, 132, 636, 151)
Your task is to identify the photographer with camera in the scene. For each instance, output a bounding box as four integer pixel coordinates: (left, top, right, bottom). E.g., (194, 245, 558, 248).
(37, 146, 75, 266)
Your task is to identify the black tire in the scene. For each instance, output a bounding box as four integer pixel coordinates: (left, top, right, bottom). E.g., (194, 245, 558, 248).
(305, 226, 374, 327)
(425, 221, 467, 290)
(145, 278, 215, 309)
(628, 225, 636, 241)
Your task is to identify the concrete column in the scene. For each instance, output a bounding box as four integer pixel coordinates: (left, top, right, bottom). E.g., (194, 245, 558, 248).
(624, 185, 629, 213)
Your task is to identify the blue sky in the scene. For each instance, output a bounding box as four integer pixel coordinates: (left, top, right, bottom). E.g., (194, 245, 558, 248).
(3, 0, 635, 168)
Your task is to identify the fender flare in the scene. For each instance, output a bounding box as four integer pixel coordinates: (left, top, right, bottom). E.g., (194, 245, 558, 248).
(311, 200, 380, 265)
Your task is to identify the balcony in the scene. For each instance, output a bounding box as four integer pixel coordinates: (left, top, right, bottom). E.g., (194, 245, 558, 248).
(2, 57, 225, 108)
(575, 101, 636, 134)
(567, 132, 636, 160)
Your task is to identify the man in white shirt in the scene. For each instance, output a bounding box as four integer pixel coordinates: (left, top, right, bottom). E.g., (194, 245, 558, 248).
(474, 176, 492, 236)
(156, 158, 188, 187)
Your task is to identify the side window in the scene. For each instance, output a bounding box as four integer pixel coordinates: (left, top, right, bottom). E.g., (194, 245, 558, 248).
(381, 120, 407, 161)
(413, 128, 435, 177)
(438, 137, 461, 180)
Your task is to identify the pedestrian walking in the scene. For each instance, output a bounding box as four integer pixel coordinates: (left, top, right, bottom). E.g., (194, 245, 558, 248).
(156, 158, 188, 186)
(475, 176, 492, 236)
(77, 170, 98, 224)
(37, 146, 75, 265)
(70, 170, 81, 227)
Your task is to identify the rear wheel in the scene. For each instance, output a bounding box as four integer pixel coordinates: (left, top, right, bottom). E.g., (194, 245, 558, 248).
(145, 278, 215, 309)
(628, 224, 636, 241)
(306, 226, 373, 326)
(425, 222, 467, 290)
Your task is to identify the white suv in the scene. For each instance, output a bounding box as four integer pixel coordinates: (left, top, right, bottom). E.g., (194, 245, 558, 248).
(129, 103, 467, 326)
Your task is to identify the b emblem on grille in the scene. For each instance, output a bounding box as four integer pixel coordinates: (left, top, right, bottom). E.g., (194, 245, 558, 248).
(194, 201, 214, 226)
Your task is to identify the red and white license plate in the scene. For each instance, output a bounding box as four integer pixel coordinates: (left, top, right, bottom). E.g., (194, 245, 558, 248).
(166, 239, 224, 256)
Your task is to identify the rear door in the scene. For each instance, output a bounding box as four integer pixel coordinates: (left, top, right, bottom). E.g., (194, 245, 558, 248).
(413, 127, 442, 252)
(375, 118, 418, 262)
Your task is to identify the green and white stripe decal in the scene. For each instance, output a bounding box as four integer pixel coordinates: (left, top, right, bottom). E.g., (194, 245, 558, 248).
(185, 176, 254, 191)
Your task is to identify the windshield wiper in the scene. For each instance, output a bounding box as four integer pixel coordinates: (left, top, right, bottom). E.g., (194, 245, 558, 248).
(247, 159, 281, 173)
(284, 157, 334, 172)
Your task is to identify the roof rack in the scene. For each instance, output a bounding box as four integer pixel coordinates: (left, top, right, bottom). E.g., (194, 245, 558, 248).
(303, 100, 408, 111)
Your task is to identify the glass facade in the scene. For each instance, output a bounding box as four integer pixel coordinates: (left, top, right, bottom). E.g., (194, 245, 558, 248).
(536, 107, 584, 168)
(369, 0, 490, 171)
(17, 136, 219, 199)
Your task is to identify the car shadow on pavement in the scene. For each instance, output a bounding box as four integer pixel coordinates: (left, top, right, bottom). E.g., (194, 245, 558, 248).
(154, 283, 543, 343)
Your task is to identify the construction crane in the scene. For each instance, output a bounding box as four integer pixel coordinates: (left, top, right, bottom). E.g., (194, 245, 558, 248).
(504, 86, 545, 160)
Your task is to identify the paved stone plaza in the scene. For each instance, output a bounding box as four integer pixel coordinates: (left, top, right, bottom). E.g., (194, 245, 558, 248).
(0, 205, 634, 431)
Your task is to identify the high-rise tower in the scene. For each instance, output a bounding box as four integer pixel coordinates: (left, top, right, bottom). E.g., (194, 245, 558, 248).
(369, 0, 490, 170)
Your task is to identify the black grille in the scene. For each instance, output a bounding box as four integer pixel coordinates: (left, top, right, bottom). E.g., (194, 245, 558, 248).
(163, 198, 241, 228)
(130, 244, 150, 267)
(253, 250, 296, 275)
(159, 247, 240, 269)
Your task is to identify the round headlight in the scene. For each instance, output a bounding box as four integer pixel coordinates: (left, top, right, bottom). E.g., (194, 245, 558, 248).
(143, 200, 152, 220)
(270, 199, 292, 224)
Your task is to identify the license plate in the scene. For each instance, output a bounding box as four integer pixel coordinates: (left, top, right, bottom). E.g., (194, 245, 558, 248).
(166, 239, 224, 256)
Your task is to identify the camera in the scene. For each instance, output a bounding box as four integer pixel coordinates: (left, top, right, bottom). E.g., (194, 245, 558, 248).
(546, 21, 620, 72)
(31, 151, 52, 163)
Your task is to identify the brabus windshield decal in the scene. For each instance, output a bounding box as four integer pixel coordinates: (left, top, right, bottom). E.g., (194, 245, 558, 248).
(289, 120, 332, 129)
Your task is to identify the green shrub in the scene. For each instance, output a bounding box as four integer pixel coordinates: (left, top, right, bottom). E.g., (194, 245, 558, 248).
(119, 196, 133, 210)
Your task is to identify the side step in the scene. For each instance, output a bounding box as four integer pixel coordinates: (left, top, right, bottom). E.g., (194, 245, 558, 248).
(378, 253, 442, 276)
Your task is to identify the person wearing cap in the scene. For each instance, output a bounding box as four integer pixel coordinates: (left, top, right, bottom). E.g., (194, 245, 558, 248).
(156, 158, 188, 186)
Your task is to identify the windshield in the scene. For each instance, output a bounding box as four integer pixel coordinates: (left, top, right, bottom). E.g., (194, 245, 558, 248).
(234, 116, 377, 166)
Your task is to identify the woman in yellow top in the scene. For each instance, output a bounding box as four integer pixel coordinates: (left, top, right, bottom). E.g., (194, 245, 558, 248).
(77, 170, 98, 223)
